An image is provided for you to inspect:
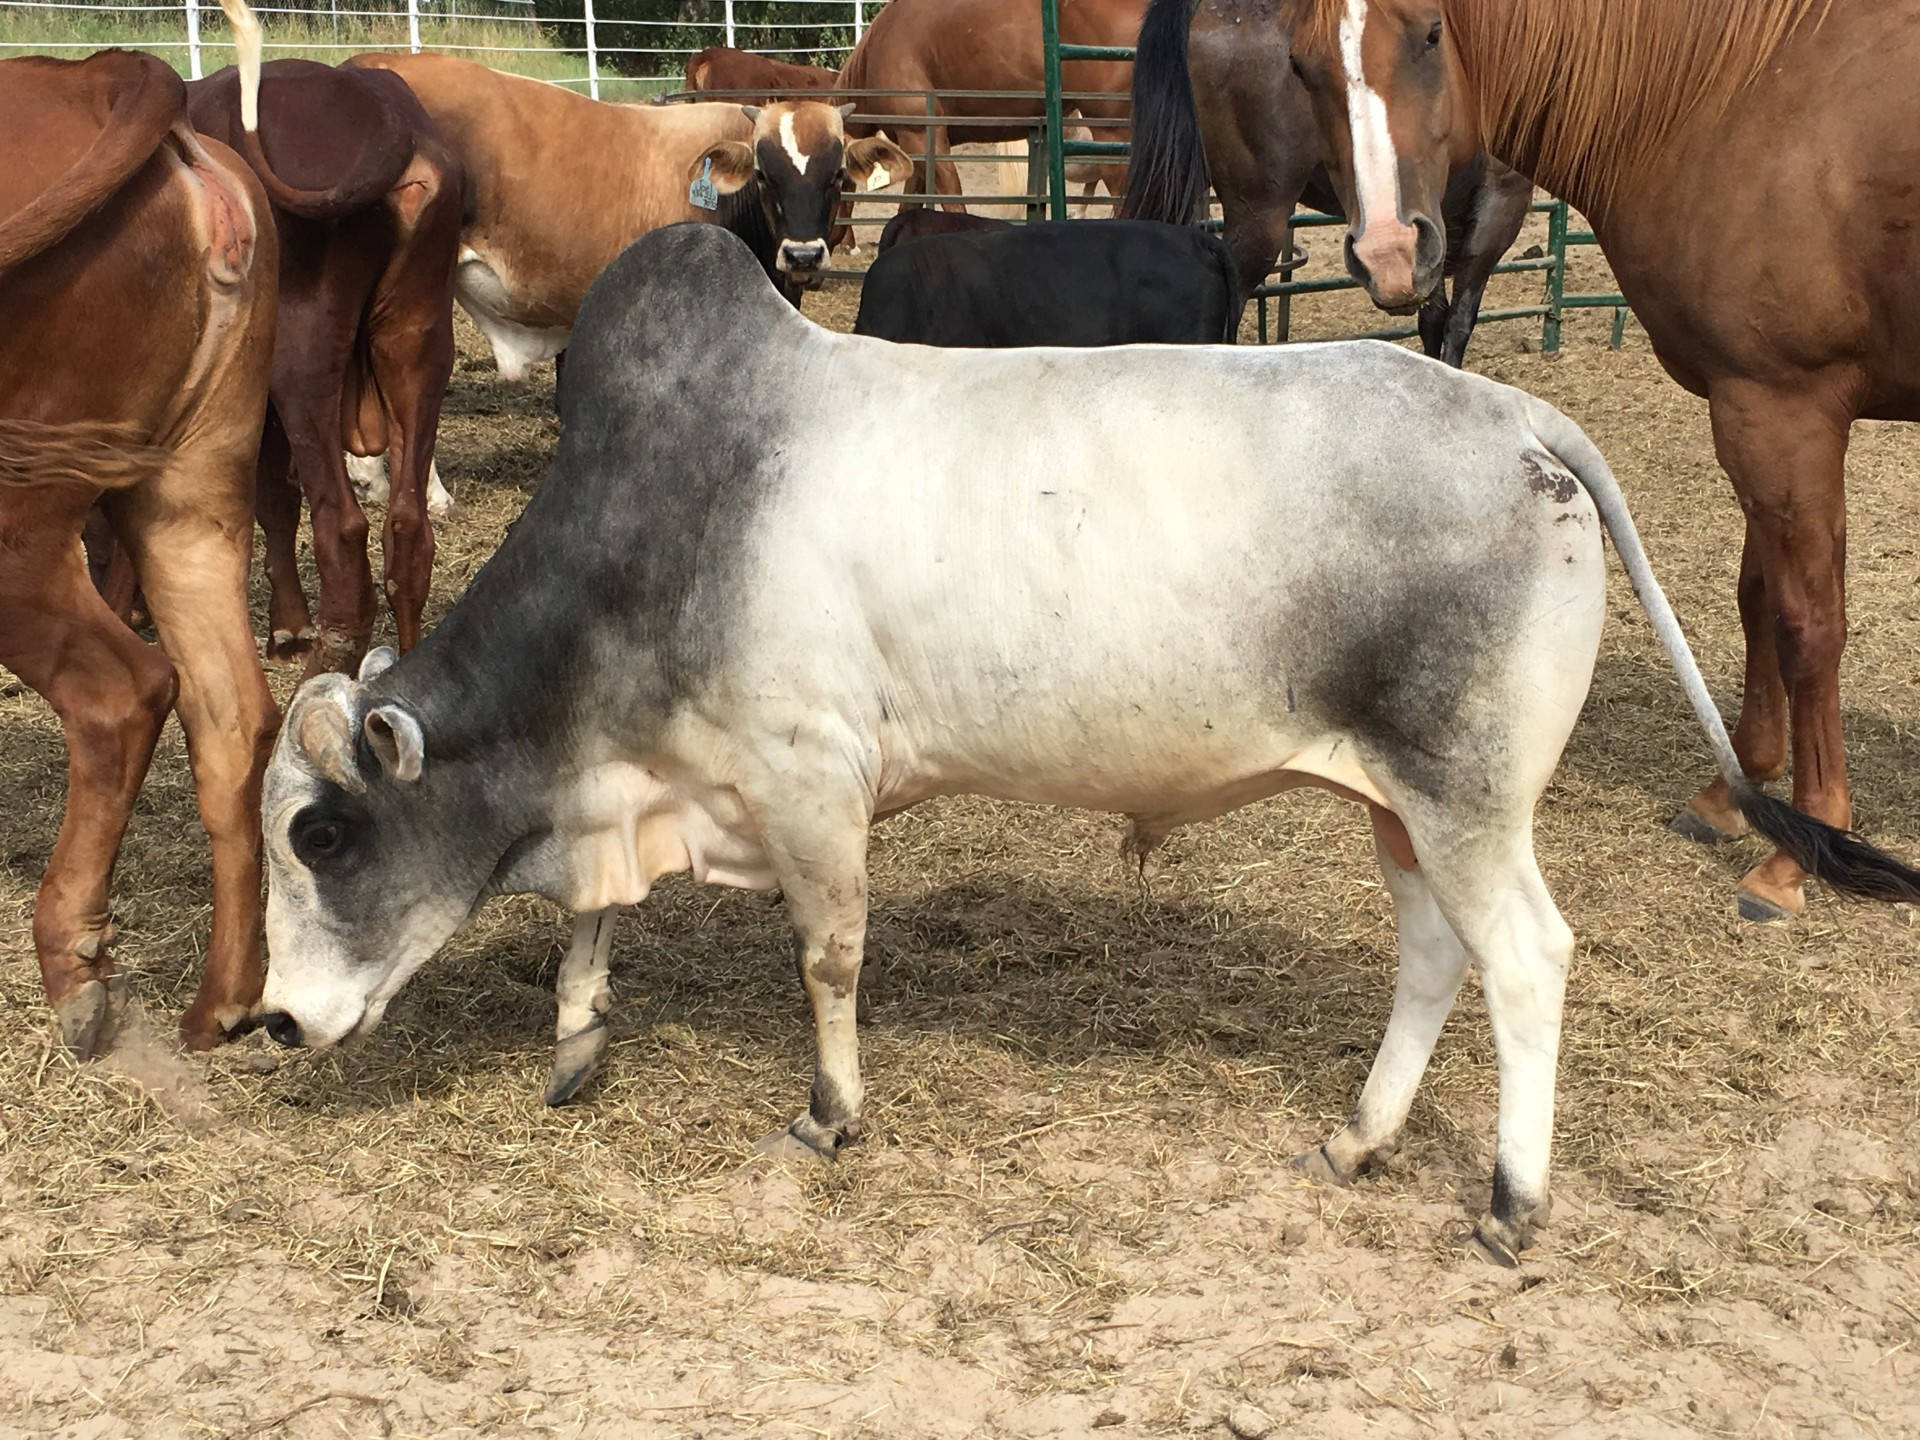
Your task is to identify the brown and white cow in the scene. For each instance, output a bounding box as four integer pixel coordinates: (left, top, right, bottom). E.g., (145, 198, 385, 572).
(0, 44, 278, 1057)
(343, 54, 910, 378)
(692, 100, 913, 284)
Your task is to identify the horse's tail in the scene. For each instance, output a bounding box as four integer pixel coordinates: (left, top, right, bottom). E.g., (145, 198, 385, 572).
(217, 0, 411, 219)
(0, 51, 185, 277)
(0, 419, 170, 493)
(1526, 396, 1920, 905)
(1119, 0, 1207, 224)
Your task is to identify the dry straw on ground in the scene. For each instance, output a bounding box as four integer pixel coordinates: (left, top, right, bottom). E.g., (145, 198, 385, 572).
(1, 232, 1916, 1438)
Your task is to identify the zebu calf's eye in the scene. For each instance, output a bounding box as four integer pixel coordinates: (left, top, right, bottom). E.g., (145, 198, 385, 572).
(292, 809, 352, 866)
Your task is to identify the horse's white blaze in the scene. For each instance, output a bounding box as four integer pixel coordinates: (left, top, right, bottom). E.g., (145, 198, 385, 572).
(1340, 0, 1420, 300)
(779, 110, 810, 175)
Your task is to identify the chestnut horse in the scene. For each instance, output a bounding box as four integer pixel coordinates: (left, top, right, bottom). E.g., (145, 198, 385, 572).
(1283, 0, 1920, 921)
(835, 0, 1138, 206)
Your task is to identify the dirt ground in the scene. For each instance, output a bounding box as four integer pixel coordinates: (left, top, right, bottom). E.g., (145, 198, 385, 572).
(2, 229, 1917, 1440)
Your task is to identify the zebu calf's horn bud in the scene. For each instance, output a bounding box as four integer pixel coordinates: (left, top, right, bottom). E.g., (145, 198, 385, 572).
(288, 675, 366, 794)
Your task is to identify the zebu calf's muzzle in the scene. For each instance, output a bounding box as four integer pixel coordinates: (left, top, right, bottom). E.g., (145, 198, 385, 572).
(259, 1010, 305, 1048)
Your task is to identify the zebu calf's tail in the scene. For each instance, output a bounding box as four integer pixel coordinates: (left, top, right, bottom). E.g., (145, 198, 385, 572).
(1524, 397, 1920, 905)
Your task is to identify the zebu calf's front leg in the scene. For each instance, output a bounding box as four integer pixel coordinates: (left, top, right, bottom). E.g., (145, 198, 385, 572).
(751, 802, 872, 1160)
(545, 907, 616, 1107)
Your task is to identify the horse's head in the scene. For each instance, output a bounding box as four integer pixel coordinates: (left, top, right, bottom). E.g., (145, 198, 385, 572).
(1289, 0, 1480, 312)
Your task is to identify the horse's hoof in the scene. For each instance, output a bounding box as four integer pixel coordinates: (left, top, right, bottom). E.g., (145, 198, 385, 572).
(55, 979, 118, 1060)
(1668, 808, 1734, 845)
(543, 1018, 610, 1107)
(1736, 890, 1795, 924)
(1290, 1145, 1353, 1188)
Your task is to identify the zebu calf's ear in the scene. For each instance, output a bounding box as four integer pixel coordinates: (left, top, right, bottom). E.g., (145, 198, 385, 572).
(288, 676, 367, 795)
(363, 705, 425, 784)
(357, 646, 397, 683)
(844, 135, 912, 193)
(692, 141, 758, 196)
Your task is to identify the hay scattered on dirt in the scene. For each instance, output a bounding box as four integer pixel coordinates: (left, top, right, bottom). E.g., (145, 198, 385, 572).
(1, 243, 1916, 1438)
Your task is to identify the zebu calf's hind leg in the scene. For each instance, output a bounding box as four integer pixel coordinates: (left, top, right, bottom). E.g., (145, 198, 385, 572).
(1301, 824, 1470, 1186)
(1425, 836, 1575, 1266)
(546, 908, 616, 1107)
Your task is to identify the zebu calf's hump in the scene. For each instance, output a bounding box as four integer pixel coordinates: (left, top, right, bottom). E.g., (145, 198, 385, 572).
(402, 224, 810, 745)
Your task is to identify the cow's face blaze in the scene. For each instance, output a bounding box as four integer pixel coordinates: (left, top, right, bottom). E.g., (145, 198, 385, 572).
(689, 102, 913, 288)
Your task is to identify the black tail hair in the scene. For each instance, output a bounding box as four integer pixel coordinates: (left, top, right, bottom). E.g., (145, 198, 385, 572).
(1119, 0, 1209, 226)
(1735, 783, 1920, 904)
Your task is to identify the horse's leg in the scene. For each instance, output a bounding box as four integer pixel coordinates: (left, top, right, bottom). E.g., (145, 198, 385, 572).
(1674, 524, 1787, 842)
(1216, 196, 1294, 335)
(0, 533, 176, 1057)
(113, 442, 280, 1049)
(255, 412, 314, 660)
(1699, 381, 1852, 920)
(1418, 293, 1452, 361)
(931, 125, 965, 215)
(1436, 164, 1530, 368)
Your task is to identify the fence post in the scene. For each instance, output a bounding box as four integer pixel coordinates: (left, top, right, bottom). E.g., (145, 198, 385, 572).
(1040, 0, 1068, 222)
(407, 0, 421, 53)
(724, 0, 735, 48)
(583, 0, 599, 99)
(185, 0, 202, 79)
(853, 1, 863, 40)
(1542, 198, 1567, 354)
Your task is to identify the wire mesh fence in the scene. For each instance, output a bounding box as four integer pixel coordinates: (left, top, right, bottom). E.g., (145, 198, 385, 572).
(0, 0, 868, 94)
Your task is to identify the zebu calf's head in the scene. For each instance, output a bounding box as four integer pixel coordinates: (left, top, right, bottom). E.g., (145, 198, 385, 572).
(691, 101, 912, 286)
(257, 649, 524, 1049)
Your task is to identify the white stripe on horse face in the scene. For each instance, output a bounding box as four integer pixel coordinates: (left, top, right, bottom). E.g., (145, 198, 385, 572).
(1340, 0, 1402, 234)
(779, 110, 810, 176)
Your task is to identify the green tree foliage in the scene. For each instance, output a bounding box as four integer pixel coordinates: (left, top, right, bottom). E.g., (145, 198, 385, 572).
(531, 1, 858, 79)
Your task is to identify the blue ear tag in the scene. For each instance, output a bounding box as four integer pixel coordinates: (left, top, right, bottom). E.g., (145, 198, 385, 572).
(689, 157, 719, 211)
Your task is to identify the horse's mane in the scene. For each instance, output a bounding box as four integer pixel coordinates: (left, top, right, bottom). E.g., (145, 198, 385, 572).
(1289, 0, 1830, 211)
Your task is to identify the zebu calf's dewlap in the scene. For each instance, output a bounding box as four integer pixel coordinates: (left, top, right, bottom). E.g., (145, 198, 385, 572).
(256, 224, 1920, 1263)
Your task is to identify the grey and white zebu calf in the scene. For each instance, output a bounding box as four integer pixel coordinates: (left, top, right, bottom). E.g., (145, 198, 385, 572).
(255, 224, 1920, 1264)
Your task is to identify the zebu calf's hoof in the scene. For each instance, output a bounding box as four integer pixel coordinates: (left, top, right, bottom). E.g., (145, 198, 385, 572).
(1291, 1143, 1358, 1188)
(755, 1112, 857, 1163)
(54, 975, 124, 1061)
(544, 1016, 610, 1107)
(1469, 1184, 1550, 1268)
